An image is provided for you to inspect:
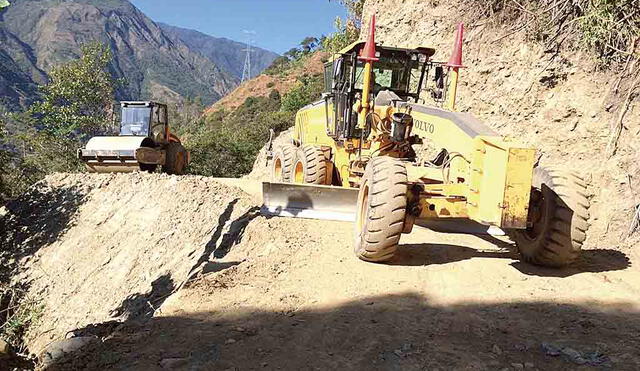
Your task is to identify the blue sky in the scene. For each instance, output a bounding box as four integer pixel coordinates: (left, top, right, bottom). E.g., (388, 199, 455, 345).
(130, 0, 348, 54)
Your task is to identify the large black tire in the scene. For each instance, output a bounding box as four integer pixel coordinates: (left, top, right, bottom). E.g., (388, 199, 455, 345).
(511, 167, 590, 267)
(354, 157, 408, 262)
(162, 142, 188, 175)
(293, 145, 328, 184)
(272, 144, 297, 182)
(139, 163, 157, 173)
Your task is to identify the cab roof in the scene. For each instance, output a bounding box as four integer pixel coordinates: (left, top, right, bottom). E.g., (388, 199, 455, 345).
(328, 41, 436, 63)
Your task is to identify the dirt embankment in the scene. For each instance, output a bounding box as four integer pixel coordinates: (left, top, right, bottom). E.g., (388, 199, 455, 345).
(1, 171, 639, 369)
(0, 173, 258, 356)
(25, 178, 640, 370)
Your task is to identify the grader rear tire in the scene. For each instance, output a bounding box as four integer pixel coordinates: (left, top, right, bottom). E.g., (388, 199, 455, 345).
(511, 167, 590, 267)
(293, 145, 328, 184)
(163, 142, 188, 175)
(354, 157, 408, 262)
(272, 144, 297, 182)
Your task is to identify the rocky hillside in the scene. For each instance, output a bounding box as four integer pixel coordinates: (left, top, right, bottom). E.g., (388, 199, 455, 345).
(0, 0, 239, 109)
(362, 0, 640, 250)
(159, 23, 279, 81)
(206, 52, 327, 113)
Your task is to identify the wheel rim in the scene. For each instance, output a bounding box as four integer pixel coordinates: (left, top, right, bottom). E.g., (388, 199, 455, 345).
(523, 188, 546, 241)
(294, 161, 304, 184)
(273, 158, 283, 181)
(356, 182, 369, 235)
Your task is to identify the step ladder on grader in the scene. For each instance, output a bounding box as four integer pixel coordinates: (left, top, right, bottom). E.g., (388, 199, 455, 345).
(262, 16, 590, 267)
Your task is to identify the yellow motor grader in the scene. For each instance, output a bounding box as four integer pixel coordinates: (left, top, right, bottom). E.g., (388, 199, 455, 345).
(262, 17, 589, 267)
(78, 101, 189, 174)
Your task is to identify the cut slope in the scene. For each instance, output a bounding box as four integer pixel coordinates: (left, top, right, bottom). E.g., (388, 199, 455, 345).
(0, 172, 257, 354)
(36, 178, 640, 370)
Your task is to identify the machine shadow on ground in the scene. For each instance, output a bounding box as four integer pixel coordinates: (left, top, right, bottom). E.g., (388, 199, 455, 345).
(393, 242, 630, 277)
(184, 199, 261, 284)
(49, 292, 640, 370)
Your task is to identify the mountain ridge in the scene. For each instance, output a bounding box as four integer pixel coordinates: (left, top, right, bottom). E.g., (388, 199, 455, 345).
(158, 23, 279, 81)
(0, 0, 272, 110)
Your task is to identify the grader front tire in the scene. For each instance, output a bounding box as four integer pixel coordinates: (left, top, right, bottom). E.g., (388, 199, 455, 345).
(272, 144, 297, 182)
(293, 145, 328, 185)
(354, 157, 408, 263)
(511, 167, 590, 267)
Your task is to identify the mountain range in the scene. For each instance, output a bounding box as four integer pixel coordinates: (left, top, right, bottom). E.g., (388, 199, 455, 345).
(0, 0, 279, 111)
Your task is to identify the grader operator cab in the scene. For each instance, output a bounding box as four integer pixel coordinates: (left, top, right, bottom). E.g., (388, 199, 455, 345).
(78, 101, 189, 174)
(262, 17, 590, 268)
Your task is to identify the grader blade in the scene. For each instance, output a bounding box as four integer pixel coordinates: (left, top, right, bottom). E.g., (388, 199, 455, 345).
(261, 182, 358, 222)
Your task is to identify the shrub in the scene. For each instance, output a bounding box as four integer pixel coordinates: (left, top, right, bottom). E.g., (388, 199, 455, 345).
(185, 92, 295, 177)
(281, 74, 324, 112)
(463, 0, 639, 63)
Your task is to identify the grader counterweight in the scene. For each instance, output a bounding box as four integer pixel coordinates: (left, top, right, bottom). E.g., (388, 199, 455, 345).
(262, 17, 590, 267)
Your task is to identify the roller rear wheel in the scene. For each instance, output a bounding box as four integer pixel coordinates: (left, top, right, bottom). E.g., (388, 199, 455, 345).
(163, 142, 188, 175)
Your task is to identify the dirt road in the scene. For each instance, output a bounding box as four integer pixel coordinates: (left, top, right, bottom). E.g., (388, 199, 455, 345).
(44, 178, 640, 371)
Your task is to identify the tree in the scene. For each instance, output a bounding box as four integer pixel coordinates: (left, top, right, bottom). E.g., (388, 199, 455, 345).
(330, 0, 365, 28)
(284, 48, 301, 61)
(28, 41, 118, 138)
(300, 36, 319, 53)
(322, 17, 360, 53)
(5, 41, 119, 197)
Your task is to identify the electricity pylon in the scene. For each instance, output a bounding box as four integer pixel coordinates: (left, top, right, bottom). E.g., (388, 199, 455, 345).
(241, 30, 256, 82)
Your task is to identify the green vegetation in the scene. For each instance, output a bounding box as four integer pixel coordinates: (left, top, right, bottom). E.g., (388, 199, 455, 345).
(321, 16, 360, 54)
(0, 285, 44, 352)
(28, 42, 117, 137)
(321, 0, 363, 53)
(264, 37, 323, 76)
(184, 73, 324, 177)
(1, 42, 117, 199)
(466, 0, 639, 63)
(281, 74, 325, 112)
